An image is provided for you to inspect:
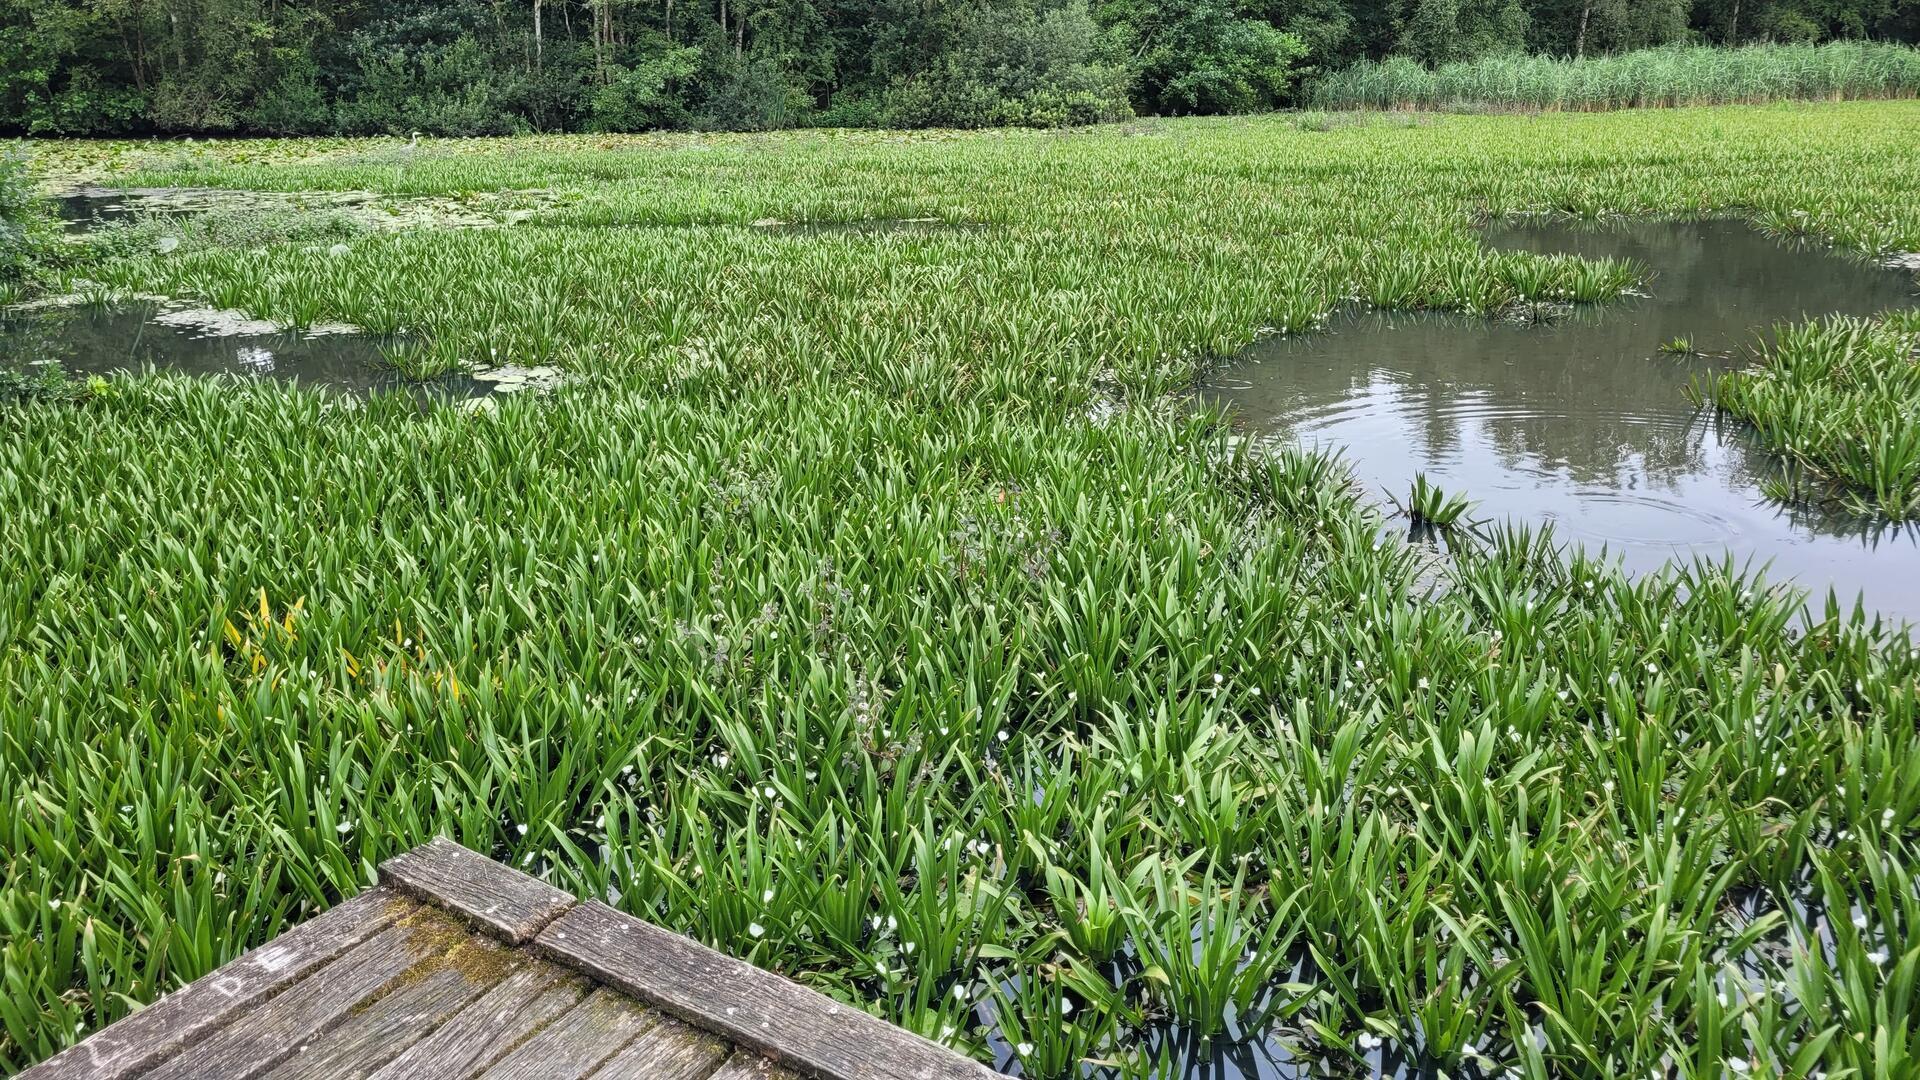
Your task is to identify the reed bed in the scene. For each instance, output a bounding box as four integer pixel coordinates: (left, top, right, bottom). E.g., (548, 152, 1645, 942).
(1309, 42, 1920, 113)
(5, 103, 1920, 1079)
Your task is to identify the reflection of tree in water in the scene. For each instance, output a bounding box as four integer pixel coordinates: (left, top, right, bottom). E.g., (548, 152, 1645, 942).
(0, 302, 394, 390)
(0, 307, 82, 371)
(1221, 219, 1916, 497)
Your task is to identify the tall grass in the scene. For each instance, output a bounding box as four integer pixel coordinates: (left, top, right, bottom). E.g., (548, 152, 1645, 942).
(5, 104, 1920, 1078)
(1309, 42, 1920, 112)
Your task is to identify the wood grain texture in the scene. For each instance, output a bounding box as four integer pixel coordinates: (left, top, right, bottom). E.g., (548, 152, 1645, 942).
(379, 837, 576, 945)
(142, 909, 469, 1080)
(473, 988, 657, 1080)
(364, 962, 589, 1080)
(706, 1050, 804, 1080)
(16, 888, 415, 1080)
(256, 935, 520, 1080)
(587, 1016, 731, 1080)
(534, 903, 996, 1080)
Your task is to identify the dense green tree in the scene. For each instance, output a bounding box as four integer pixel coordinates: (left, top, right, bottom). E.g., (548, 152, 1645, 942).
(1397, 0, 1531, 64)
(0, 0, 1915, 134)
(1101, 0, 1309, 113)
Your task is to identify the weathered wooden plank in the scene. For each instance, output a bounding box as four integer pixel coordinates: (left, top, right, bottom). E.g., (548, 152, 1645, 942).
(142, 909, 470, 1080)
(380, 837, 576, 945)
(256, 934, 521, 1080)
(706, 1050, 804, 1080)
(473, 988, 657, 1080)
(363, 962, 589, 1080)
(534, 903, 994, 1080)
(586, 1016, 732, 1080)
(17, 887, 415, 1080)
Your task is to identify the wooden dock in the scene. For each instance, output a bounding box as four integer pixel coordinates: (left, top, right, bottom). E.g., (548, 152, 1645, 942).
(22, 837, 997, 1080)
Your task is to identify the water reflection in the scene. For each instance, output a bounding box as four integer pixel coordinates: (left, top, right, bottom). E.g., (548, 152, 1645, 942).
(1200, 219, 1920, 625)
(0, 301, 484, 401)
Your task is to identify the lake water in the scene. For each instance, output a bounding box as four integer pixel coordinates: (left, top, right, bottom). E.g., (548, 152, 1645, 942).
(1200, 219, 1920, 627)
(0, 302, 501, 401)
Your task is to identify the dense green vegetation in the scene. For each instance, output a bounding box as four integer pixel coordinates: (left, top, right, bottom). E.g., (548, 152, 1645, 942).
(1694, 310, 1920, 518)
(1310, 39, 1920, 109)
(3, 0, 1918, 135)
(5, 104, 1920, 1078)
(0, 147, 63, 304)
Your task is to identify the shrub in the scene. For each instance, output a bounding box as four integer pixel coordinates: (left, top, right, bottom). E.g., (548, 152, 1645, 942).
(877, 0, 1132, 128)
(0, 144, 60, 290)
(590, 45, 701, 132)
(1104, 0, 1310, 114)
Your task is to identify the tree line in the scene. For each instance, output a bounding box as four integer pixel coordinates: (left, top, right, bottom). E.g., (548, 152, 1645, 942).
(2, 0, 1916, 136)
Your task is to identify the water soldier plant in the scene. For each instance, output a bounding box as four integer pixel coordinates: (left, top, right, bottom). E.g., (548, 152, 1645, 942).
(1693, 310, 1920, 518)
(5, 103, 1920, 1079)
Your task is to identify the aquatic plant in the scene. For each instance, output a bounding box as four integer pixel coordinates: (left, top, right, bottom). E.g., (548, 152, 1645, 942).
(1693, 312, 1920, 517)
(4, 104, 1920, 1079)
(82, 205, 365, 263)
(1405, 472, 1472, 528)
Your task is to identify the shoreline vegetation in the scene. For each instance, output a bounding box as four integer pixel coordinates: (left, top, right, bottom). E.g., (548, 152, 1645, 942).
(1309, 40, 1920, 111)
(3, 0, 1919, 139)
(5, 103, 1920, 1079)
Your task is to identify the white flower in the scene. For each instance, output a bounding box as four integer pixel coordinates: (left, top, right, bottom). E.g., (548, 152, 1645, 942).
(1852, 911, 1869, 929)
(1357, 1033, 1382, 1050)
(762, 889, 774, 903)
(748, 922, 765, 938)
(515, 823, 528, 836)
(1015, 1043, 1035, 1057)
(763, 785, 778, 799)
(1867, 949, 1890, 965)
(336, 820, 354, 834)
(1728, 1058, 1750, 1073)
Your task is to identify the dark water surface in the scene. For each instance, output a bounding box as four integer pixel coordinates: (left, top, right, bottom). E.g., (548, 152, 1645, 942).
(1202, 219, 1920, 626)
(0, 302, 485, 400)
